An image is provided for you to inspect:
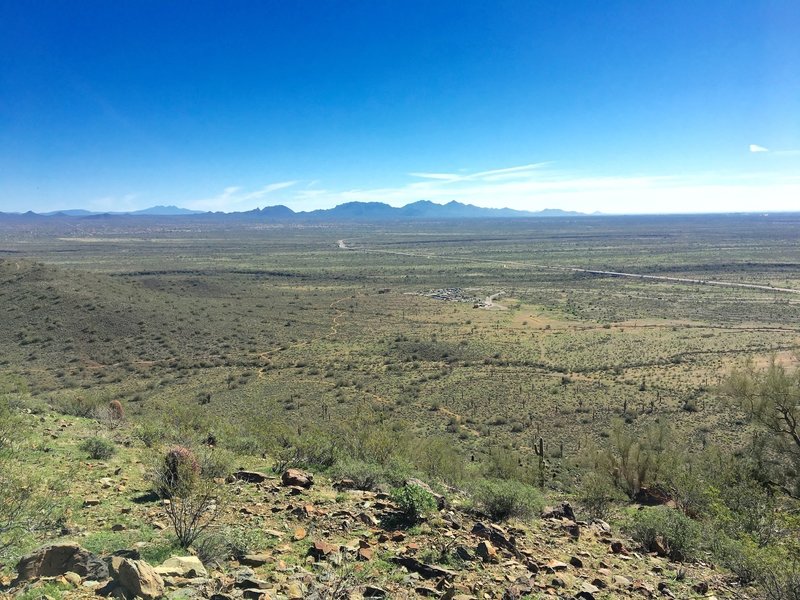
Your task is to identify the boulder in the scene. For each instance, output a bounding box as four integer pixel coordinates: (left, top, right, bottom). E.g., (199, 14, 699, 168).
(154, 556, 208, 578)
(117, 559, 165, 600)
(281, 468, 313, 488)
(232, 470, 269, 484)
(475, 541, 498, 563)
(16, 542, 108, 582)
(542, 501, 575, 521)
(239, 554, 270, 567)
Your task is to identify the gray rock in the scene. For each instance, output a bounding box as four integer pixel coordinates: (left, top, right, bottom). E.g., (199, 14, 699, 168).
(15, 542, 108, 582)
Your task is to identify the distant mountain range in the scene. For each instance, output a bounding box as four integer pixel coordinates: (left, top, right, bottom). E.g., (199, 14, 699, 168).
(2, 200, 586, 221)
(40, 205, 206, 217)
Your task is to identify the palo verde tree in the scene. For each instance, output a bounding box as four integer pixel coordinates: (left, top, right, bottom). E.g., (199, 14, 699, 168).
(722, 357, 800, 499)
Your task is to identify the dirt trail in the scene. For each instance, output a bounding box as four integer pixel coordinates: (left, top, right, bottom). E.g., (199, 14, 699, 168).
(336, 239, 800, 296)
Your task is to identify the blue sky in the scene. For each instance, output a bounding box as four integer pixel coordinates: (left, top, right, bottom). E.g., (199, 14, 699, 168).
(1, 1, 798, 214)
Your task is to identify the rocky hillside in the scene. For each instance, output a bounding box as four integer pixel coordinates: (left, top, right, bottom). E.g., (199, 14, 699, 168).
(0, 409, 758, 600)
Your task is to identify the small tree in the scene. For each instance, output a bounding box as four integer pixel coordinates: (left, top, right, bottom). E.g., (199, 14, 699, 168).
(722, 358, 800, 498)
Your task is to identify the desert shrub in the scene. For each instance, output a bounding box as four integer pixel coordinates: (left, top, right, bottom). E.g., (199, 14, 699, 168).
(152, 446, 219, 548)
(220, 526, 272, 559)
(412, 435, 465, 484)
(0, 396, 66, 559)
(155, 446, 200, 498)
(52, 394, 104, 418)
(625, 506, 702, 561)
(471, 478, 543, 522)
(198, 447, 235, 480)
(330, 459, 385, 490)
(483, 446, 540, 485)
(391, 483, 437, 524)
(594, 420, 677, 498)
(576, 471, 625, 519)
(193, 531, 230, 567)
(108, 399, 124, 421)
(710, 533, 769, 584)
(80, 436, 116, 460)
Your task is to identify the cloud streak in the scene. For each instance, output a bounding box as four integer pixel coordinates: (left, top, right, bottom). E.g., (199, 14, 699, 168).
(285, 163, 800, 214)
(187, 181, 298, 211)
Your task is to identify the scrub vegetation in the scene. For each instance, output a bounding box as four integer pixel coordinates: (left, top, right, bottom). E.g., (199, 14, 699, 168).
(0, 213, 799, 598)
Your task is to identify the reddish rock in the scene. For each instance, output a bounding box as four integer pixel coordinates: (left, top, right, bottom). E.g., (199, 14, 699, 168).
(281, 468, 313, 488)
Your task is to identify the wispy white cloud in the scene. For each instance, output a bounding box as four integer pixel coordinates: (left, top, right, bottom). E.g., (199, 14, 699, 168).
(187, 181, 298, 211)
(750, 144, 769, 153)
(283, 162, 800, 214)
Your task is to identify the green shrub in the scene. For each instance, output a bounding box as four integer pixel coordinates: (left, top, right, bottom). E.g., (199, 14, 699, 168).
(194, 531, 230, 567)
(220, 526, 273, 559)
(198, 447, 235, 480)
(625, 506, 701, 561)
(391, 484, 437, 524)
(471, 478, 543, 522)
(80, 436, 116, 460)
(576, 471, 624, 519)
(330, 459, 385, 490)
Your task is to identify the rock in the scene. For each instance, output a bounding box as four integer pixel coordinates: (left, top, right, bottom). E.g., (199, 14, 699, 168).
(235, 576, 271, 590)
(658, 581, 675, 598)
(63, 571, 82, 586)
(569, 556, 584, 568)
(471, 522, 524, 559)
(111, 523, 127, 531)
(308, 540, 338, 561)
(357, 512, 379, 527)
(592, 519, 612, 534)
(692, 581, 709, 594)
(542, 501, 575, 521)
(576, 580, 600, 599)
(243, 589, 273, 600)
(154, 556, 208, 578)
(285, 581, 303, 599)
(117, 558, 165, 600)
(363, 586, 388, 599)
(15, 542, 109, 582)
(83, 497, 101, 507)
(240, 554, 270, 567)
(613, 574, 632, 587)
(233, 470, 269, 483)
(281, 468, 313, 488)
(391, 556, 457, 580)
(475, 541, 498, 563)
(563, 521, 581, 539)
(610, 540, 629, 554)
(650, 536, 670, 558)
(333, 478, 357, 490)
(357, 546, 374, 561)
(292, 527, 307, 541)
(632, 580, 656, 597)
(455, 546, 474, 561)
(545, 560, 569, 572)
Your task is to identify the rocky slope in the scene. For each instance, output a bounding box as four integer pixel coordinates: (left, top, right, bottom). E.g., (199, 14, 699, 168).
(0, 410, 758, 600)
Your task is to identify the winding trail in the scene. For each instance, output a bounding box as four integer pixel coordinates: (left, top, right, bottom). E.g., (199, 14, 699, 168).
(336, 239, 800, 296)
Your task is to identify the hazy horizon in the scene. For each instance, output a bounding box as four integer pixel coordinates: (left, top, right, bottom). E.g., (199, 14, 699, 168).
(2, 2, 798, 215)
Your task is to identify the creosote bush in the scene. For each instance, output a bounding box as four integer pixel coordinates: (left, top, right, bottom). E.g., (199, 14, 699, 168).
(471, 478, 543, 522)
(80, 436, 116, 460)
